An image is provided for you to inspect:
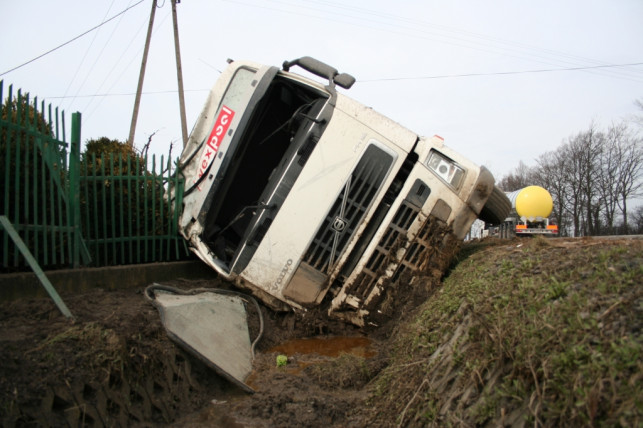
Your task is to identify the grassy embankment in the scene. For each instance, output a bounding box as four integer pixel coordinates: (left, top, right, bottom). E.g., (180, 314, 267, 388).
(368, 237, 642, 427)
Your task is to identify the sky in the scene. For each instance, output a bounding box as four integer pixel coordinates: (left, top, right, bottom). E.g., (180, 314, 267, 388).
(1, 0, 642, 181)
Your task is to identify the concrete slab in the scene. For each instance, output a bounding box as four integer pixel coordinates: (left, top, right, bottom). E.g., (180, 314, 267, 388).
(152, 291, 255, 393)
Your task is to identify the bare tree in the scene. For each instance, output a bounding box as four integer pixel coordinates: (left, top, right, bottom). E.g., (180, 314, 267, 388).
(614, 132, 643, 233)
(506, 118, 642, 237)
(584, 125, 605, 235)
(497, 161, 535, 191)
(632, 205, 643, 234)
(633, 98, 643, 128)
(535, 150, 569, 235)
(562, 136, 586, 236)
(571, 124, 604, 235)
(596, 122, 626, 234)
(548, 123, 604, 237)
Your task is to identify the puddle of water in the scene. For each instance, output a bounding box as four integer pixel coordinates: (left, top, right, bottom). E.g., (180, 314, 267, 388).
(268, 336, 375, 359)
(245, 336, 377, 392)
(175, 337, 376, 427)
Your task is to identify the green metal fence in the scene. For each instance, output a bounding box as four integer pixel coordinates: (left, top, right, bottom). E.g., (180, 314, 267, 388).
(0, 81, 85, 269)
(79, 152, 188, 266)
(1, 81, 190, 271)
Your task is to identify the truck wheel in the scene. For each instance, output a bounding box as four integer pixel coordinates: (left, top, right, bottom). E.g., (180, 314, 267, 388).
(478, 185, 511, 225)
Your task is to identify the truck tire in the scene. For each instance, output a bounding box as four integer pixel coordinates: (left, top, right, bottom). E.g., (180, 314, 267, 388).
(478, 185, 511, 225)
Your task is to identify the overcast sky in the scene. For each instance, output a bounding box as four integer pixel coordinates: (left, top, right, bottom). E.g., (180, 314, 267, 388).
(1, 0, 642, 180)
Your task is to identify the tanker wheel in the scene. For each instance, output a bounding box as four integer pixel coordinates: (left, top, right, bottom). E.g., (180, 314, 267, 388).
(478, 185, 511, 225)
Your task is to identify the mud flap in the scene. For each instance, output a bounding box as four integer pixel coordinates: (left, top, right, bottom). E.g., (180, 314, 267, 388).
(145, 285, 261, 393)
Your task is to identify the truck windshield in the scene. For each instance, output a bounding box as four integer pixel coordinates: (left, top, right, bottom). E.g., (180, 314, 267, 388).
(200, 72, 330, 272)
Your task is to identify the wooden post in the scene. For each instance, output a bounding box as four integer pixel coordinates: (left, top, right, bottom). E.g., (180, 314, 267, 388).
(128, 0, 157, 147)
(171, 0, 189, 148)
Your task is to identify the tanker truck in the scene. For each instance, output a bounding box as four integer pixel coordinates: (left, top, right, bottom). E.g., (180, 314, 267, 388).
(490, 185, 558, 238)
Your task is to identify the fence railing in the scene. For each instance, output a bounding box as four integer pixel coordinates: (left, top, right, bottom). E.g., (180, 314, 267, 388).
(1, 81, 190, 271)
(79, 153, 188, 266)
(0, 81, 87, 269)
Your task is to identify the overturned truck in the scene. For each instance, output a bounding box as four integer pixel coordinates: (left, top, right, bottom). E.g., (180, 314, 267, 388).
(172, 57, 510, 327)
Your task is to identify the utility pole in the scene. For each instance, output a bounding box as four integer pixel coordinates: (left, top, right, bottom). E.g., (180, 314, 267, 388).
(171, 0, 189, 148)
(128, 0, 157, 147)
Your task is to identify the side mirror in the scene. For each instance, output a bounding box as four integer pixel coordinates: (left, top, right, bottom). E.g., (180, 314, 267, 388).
(334, 73, 356, 90)
(282, 56, 356, 90)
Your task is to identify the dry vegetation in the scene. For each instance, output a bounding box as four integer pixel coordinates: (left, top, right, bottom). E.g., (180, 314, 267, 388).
(366, 237, 642, 427)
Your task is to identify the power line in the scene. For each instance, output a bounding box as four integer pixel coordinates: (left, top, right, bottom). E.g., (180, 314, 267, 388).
(359, 62, 643, 82)
(0, 0, 145, 77)
(61, 0, 120, 112)
(63, 0, 120, 111)
(44, 61, 643, 99)
(83, 9, 171, 122)
(224, 0, 643, 83)
(46, 88, 208, 99)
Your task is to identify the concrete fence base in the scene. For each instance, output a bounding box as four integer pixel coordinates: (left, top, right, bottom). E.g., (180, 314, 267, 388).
(0, 260, 217, 301)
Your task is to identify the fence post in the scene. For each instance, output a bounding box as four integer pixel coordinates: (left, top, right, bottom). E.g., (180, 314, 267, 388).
(69, 112, 81, 267)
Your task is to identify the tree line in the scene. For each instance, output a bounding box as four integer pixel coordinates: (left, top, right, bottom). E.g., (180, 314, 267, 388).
(498, 118, 643, 237)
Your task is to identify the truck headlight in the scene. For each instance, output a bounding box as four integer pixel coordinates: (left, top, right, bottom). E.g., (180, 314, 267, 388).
(426, 150, 465, 189)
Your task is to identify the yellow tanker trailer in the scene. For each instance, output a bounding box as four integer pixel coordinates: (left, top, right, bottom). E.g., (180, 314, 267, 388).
(495, 185, 558, 238)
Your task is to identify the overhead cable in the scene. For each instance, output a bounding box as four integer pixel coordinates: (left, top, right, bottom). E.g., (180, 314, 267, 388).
(0, 0, 145, 77)
(359, 62, 643, 83)
(45, 61, 643, 99)
(224, 0, 643, 82)
(61, 0, 118, 111)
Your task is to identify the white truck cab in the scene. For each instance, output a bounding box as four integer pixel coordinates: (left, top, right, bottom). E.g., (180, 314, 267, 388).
(175, 57, 509, 326)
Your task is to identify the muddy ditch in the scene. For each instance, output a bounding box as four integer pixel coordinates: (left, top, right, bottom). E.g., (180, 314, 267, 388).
(0, 277, 392, 427)
(4, 237, 638, 427)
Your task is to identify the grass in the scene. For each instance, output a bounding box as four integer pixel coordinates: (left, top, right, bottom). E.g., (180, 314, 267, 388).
(368, 238, 642, 427)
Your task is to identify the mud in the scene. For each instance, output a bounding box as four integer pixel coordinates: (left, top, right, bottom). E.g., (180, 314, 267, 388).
(0, 277, 383, 427)
(268, 336, 375, 359)
(0, 230, 453, 428)
(2, 237, 640, 427)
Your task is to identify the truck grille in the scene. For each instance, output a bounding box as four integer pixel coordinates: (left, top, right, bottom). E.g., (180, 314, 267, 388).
(348, 179, 430, 302)
(303, 145, 393, 274)
(392, 216, 447, 282)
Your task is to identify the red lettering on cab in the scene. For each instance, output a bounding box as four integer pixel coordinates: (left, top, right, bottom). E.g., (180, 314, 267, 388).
(196, 106, 235, 182)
